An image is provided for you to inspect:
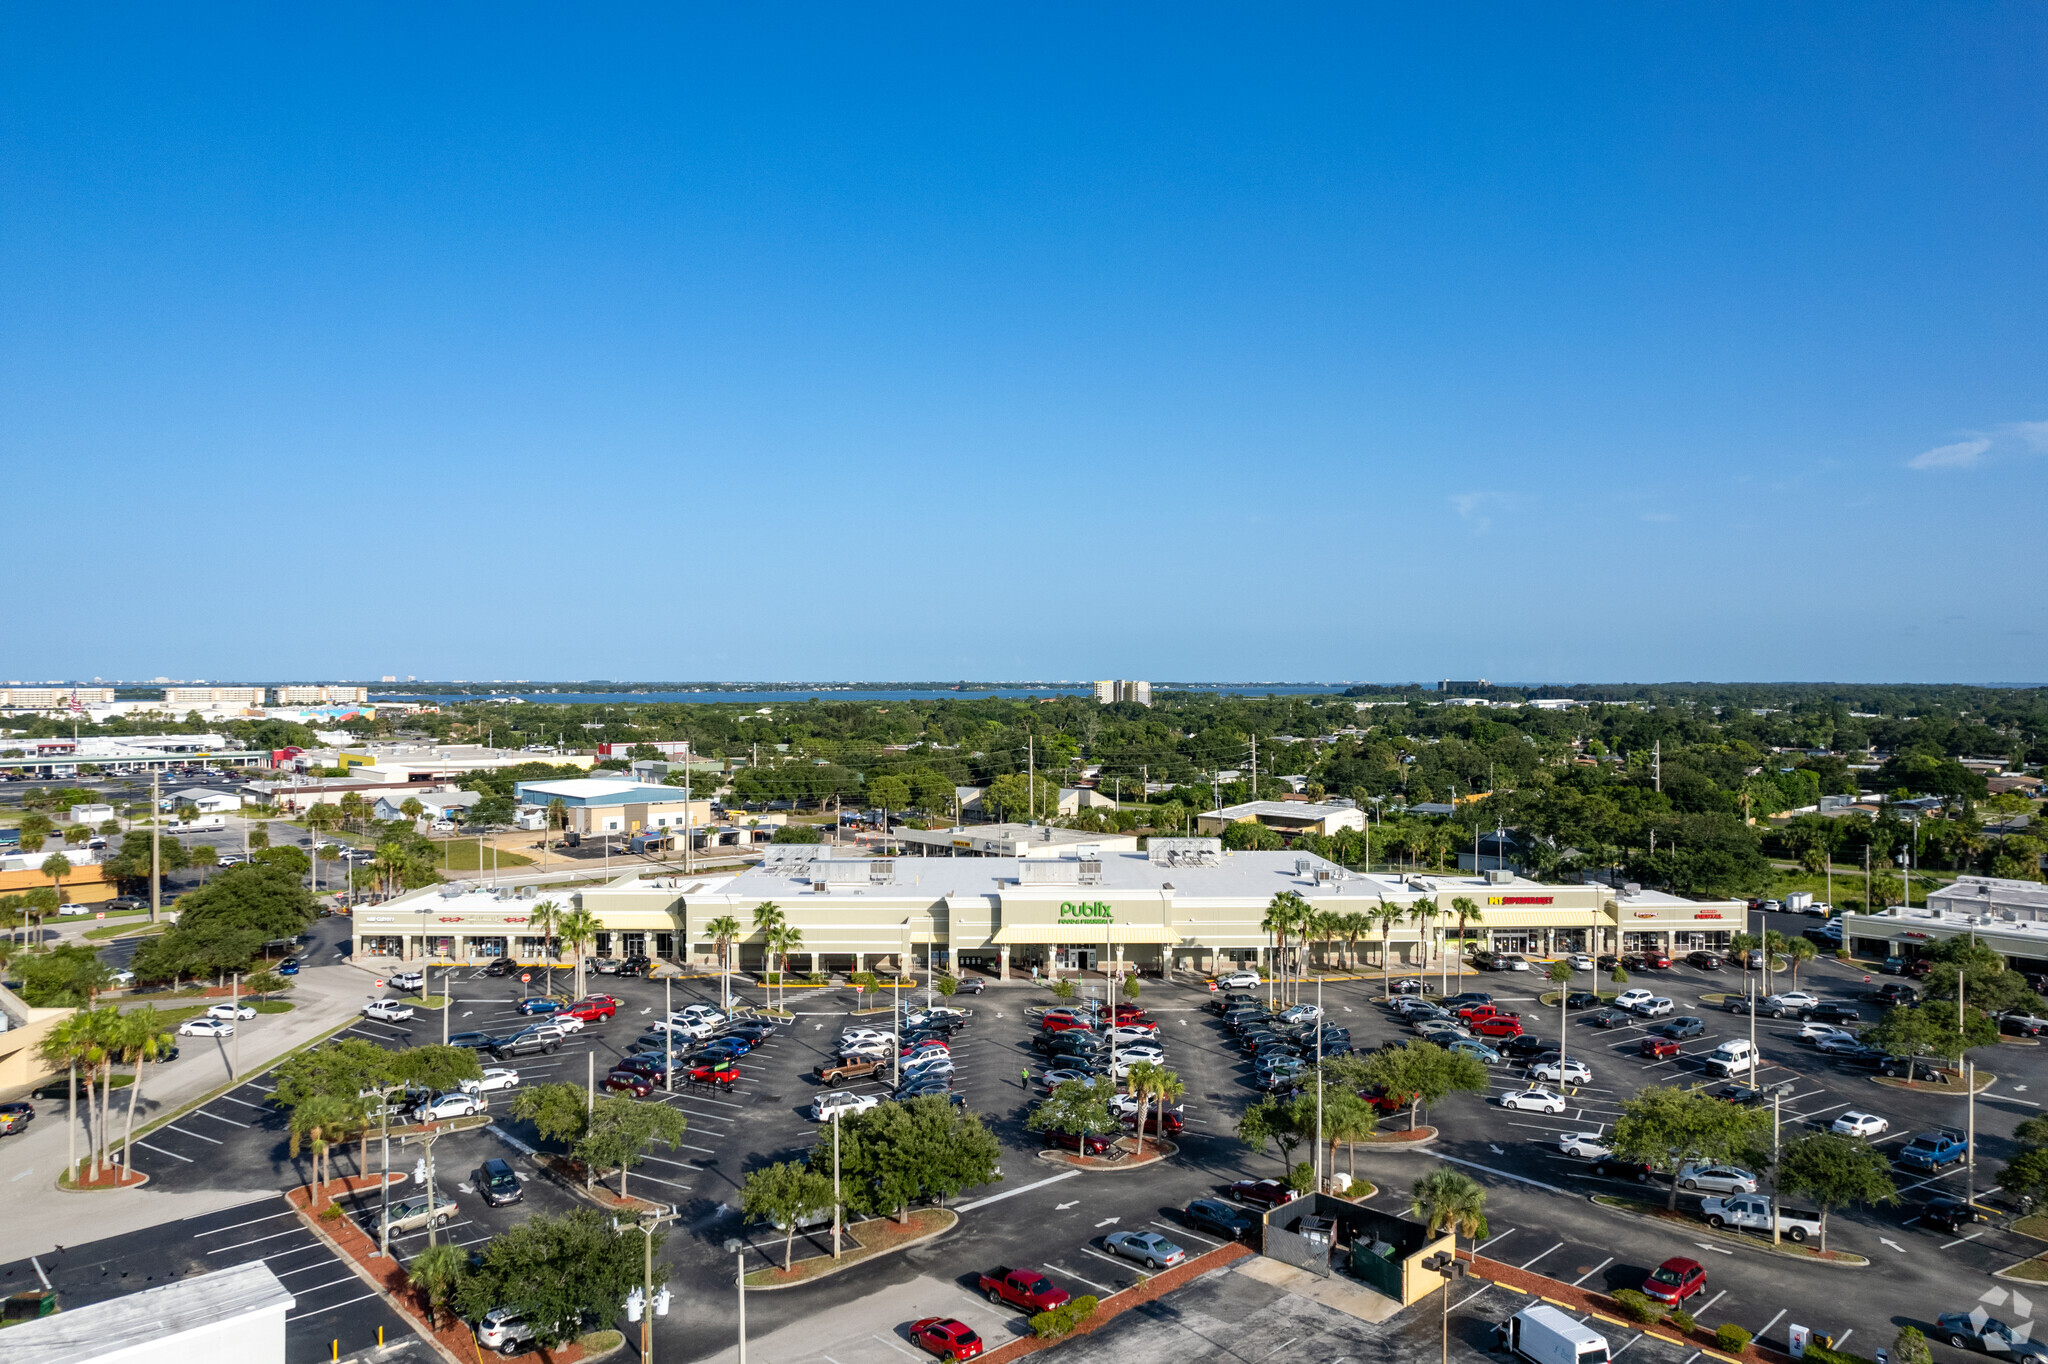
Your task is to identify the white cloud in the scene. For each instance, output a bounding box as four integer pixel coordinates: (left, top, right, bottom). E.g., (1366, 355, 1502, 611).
(1908, 438, 1992, 471)
(2011, 420, 2048, 453)
(1450, 492, 1505, 533)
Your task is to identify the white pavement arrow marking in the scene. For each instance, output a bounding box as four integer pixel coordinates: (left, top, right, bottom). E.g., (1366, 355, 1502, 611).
(1056, 1201, 1079, 1211)
(1095, 1217, 1120, 1227)
(1881, 1237, 1908, 1253)
(1693, 1242, 1734, 1256)
(2018, 1085, 2030, 1093)
(2016, 1292, 2036, 1319)
(1489, 1145, 1505, 1154)
(1985, 1290, 2011, 1307)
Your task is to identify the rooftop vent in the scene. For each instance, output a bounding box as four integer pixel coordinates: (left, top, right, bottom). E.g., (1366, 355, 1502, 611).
(1621, 882, 1641, 897)
(1078, 857, 1103, 885)
(1019, 860, 1079, 885)
(1485, 869, 1514, 885)
(1148, 837, 1222, 867)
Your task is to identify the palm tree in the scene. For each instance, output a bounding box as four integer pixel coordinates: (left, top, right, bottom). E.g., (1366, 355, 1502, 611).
(41, 853, 71, 913)
(1366, 901, 1406, 999)
(769, 924, 805, 1008)
(117, 1007, 170, 1178)
(557, 906, 601, 1000)
(1262, 891, 1309, 1004)
(38, 1009, 103, 1184)
(1410, 1167, 1490, 1255)
(1784, 935, 1818, 987)
(1325, 1091, 1379, 1181)
(1449, 892, 1482, 987)
(528, 900, 562, 992)
(1126, 1060, 1162, 1155)
(1409, 895, 1441, 973)
(409, 1242, 468, 1329)
(705, 914, 743, 1011)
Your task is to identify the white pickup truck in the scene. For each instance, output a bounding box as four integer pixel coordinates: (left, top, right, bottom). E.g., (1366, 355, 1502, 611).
(1698, 1193, 1822, 1242)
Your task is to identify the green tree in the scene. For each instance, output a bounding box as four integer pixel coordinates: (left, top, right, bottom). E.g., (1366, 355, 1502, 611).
(248, 822, 271, 852)
(1410, 1167, 1489, 1252)
(743, 1159, 837, 1269)
(115, 1007, 173, 1174)
(12, 945, 114, 1007)
(243, 969, 291, 1001)
(830, 1096, 1001, 1222)
(1361, 1040, 1491, 1131)
(557, 905, 601, 999)
(1031, 1077, 1116, 1142)
(511, 1082, 592, 1146)
(41, 852, 72, 906)
(1366, 900, 1407, 998)
(1893, 1327, 1933, 1364)
(575, 1094, 688, 1199)
(1774, 1131, 1898, 1251)
(389, 1044, 483, 1094)
(528, 899, 562, 991)
(1237, 1093, 1310, 1173)
(1611, 1085, 1774, 1210)
(1321, 1088, 1378, 1181)
(984, 772, 1060, 823)
(705, 913, 743, 1006)
(408, 1241, 470, 1329)
(455, 1210, 655, 1352)
(866, 775, 911, 825)
(1222, 820, 1283, 851)
(1783, 935, 1818, 985)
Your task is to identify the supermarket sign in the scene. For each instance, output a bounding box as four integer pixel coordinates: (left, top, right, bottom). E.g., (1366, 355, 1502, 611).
(1487, 896, 1554, 906)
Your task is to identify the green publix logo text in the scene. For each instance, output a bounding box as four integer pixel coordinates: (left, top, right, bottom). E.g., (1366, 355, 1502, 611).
(1058, 901, 1113, 923)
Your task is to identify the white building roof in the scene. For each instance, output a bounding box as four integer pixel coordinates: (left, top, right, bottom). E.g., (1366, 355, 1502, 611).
(1204, 799, 1360, 822)
(516, 779, 679, 802)
(1, 1260, 292, 1363)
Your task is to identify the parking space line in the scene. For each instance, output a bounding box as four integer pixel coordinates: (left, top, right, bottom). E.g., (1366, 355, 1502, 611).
(1756, 1309, 1787, 1340)
(195, 1108, 251, 1128)
(135, 1139, 194, 1161)
(162, 1123, 223, 1145)
(1942, 1231, 1986, 1249)
(1520, 1241, 1563, 1269)
(287, 1288, 381, 1319)
(1571, 1257, 1612, 1285)
(285, 1274, 365, 1299)
(1079, 1246, 1132, 1271)
(220, 1094, 267, 1109)
(1153, 1220, 1221, 1248)
(1051, 1261, 1114, 1293)
(215, 1227, 313, 1253)
(195, 1209, 295, 1236)
(1475, 1228, 1517, 1251)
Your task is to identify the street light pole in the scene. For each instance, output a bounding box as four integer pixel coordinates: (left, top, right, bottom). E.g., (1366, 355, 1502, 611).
(1422, 1251, 1466, 1364)
(735, 1250, 748, 1364)
(665, 976, 674, 1094)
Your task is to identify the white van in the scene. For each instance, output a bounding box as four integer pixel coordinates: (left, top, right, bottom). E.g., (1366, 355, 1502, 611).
(1703, 1039, 1756, 1078)
(1500, 1305, 1610, 1364)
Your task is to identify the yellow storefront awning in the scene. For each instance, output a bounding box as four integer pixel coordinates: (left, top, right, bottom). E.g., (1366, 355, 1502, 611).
(991, 924, 1182, 946)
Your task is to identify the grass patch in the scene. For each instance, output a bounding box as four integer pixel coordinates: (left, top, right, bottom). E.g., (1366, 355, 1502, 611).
(2003, 1257, 2048, 1283)
(578, 1329, 624, 1353)
(1761, 863, 1959, 914)
(250, 999, 295, 1014)
(86, 921, 168, 941)
(427, 839, 534, 872)
(2010, 1213, 2048, 1242)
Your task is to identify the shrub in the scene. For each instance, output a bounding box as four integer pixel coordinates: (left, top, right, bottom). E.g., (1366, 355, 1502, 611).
(936, 974, 959, 997)
(1669, 1309, 1696, 1334)
(1716, 1323, 1753, 1353)
(1050, 978, 1077, 1001)
(851, 972, 878, 988)
(1612, 1289, 1664, 1324)
(1029, 1294, 1100, 1338)
(319, 1203, 344, 1222)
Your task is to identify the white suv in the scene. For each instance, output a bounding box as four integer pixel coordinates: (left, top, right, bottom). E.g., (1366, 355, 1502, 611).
(811, 1091, 880, 1122)
(1614, 989, 1653, 1011)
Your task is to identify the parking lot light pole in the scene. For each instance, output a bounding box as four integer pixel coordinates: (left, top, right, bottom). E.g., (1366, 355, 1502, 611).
(831, 1109, 843, 1259)
(613, 1206, 677, 1364)
(736, 1250, 748, 1364)
(1748, 974, 1759, 1094)
(1314, 974, 1324, 1191)
(665, 978, 674, 1094)
(1422, 1250, 1465, 1364)
(231, 972, 241, 1077)
(1967, 1058, 1977, 1206)
(1771, 1089, 1783, 1246)
(360, 1082, 409, 1258)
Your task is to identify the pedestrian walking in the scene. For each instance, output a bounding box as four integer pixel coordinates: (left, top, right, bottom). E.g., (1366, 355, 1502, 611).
(1022, 1067, 1031, 1089)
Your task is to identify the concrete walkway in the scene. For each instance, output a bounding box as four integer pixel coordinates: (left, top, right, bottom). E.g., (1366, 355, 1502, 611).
(0, 953, 371, 1259)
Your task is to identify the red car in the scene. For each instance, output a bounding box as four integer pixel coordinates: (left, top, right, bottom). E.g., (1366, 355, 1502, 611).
(1094, 1004, 1148, 1025)
(1456, 1002, 1505, 1022)
(1471, 1016, 1523, 1038)
(909, 1317, 985, 1361)
(1642, 1256, 1706, 1305)
(562, 998, 617, 1022)
(688, 1060, 740, 1087)
(1359, 1085, 1416, 1115)
(602, 1069, 654, 1097)
(1040, 1014, 1094, 1034)
(1043, 1129, 1117, 1156)
(1121, 1107, 1185, 1135)
(1226, 1178, 1299, 1210)
(1641, 952, 1673, 970)
(1639, 1036, 1680, 1059)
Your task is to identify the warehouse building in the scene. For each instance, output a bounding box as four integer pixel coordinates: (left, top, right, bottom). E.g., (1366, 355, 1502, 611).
(1197, 799, 1366, 838)
(511, 777, 711, 835)
(352, 837, 1743, 980)
(1846, 876, 2048, 971)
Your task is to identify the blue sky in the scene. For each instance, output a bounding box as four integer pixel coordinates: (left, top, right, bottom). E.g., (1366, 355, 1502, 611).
(5, 6, 2044, 685)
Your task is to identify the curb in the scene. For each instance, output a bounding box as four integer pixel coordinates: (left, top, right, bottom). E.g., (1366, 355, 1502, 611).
(1032, 1139, 1180, 1173)
(741, 1209, 960, 1290)
(1870, 1072, 1996, 1096)
(1364, 1127, 1440, 1148)
(1586, 1195, 1870, 1267)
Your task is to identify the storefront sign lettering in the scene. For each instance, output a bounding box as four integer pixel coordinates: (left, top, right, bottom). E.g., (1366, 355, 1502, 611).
(1059, 901, 1113, 924)
(1487, 896, 1554, 906)
(438, 916, 464, 923)
(1632, 911, 1657, 919)
(1693, 912, 1723, 920)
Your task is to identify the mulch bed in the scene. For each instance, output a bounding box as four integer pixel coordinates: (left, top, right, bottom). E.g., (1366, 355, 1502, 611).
(1366, 1127, 1438, 1143)
(977, 1241, 1254, 1364)
(1037, 1139, 1177, 1171)
(1467, 1250, 1800, 1364)
(746, 1209, 957, 1286)
(534, 1154, 666, 1212)
(291, 1178, 594, 1364)
(61, 1164, 150, 1190)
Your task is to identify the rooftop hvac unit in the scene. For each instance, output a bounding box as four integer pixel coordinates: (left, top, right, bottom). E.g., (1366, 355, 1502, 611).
(517, 885, 536, 900)
(1294, 859, 1313, 877)
(1621, 882, 1642, 897)
(869, 859, 894, 885)
(1486, 869, 1513, 885)
(1315, 866, 1335, 883)
(1078, 858, 1103, 885)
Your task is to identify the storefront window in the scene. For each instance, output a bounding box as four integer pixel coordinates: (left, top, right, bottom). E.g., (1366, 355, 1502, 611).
(595, 933, 612, 957)
(471, 936, 507, 958)
(362, 935, 403, 957)
(655, 932, 674, 959)
(1623, 931, 1665, 952)
(622, 932, 646, 958)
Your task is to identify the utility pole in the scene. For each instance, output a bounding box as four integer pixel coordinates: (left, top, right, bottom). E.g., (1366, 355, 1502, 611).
(1748, 974, 1758, 1092)
(399, 1127, 447, 1246)
(1865, 842, 1873, 919)
(614, 1205, 677, 1364)
(1314, 974, 1325, 1191)
(735, 1251, 748, 1364)
(361, 1081, 411, 1259)
(1967, 1058, 1978, 1207)
(831, 1109, 843, 1259)
(1250, 735, 1257, 800)
(231, 971, 242, 1077)
(1771, 1087, 1783, 1246)
(1652, 740, 1661, 793)
(150, 770, 161, 924)
(665, 976, 674, 1094)
(1027, 735, 1034, 822)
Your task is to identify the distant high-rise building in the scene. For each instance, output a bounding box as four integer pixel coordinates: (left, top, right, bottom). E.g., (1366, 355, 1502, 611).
(381, 675, 398, 683)
(273, 685, 371, 706)
(1437, 679, 1490, 696)
(164, 686, 266, 706)
(1093, 680, 1152, 707)
(0, 687, 116, 709)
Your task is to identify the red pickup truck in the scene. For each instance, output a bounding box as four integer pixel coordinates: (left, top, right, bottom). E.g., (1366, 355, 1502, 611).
(979, 1267, 1070, 1313)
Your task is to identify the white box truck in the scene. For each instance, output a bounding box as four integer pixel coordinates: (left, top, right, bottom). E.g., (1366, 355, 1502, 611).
(1784, 891, 1813, 912)
(1499, 1305, 1611, 1364)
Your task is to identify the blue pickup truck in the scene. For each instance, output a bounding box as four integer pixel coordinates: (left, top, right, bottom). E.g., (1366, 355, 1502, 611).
(1898, 1128, 1968, 1172)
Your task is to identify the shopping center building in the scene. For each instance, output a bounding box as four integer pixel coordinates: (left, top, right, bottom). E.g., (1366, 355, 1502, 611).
(1841, 876, 2048, 972)
(351, 837, 1747, 977)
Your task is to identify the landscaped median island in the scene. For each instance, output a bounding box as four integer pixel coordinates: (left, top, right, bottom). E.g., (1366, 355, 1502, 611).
(1589, 1193, 1871, 1265)
(975, 1241, 1256, 1364)
(742, 1208, 958, 1287)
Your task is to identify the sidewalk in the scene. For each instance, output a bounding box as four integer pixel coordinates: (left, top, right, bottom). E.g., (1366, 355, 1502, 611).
(0, 958, 369, 1259)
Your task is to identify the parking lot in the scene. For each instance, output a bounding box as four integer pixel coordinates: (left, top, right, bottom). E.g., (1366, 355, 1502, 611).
(64, 910, 2048, 1363)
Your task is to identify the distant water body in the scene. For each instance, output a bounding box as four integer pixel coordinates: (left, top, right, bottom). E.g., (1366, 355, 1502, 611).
(372, 684, 1347, 705)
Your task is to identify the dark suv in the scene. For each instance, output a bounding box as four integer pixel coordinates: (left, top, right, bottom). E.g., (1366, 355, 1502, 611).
(488, 1031, 561, 1059)
(1800, 1002, 1862, 1025)
(475, 1158, 523, 1207)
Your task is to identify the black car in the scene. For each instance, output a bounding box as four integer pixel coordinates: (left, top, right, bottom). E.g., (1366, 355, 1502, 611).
(446, 1030, 496, 1049)
(1919, 1195, 1985, 1234)
(618, 955, 654, 977)
(1686, 952, 1723, 971)
(1213, 993, 1259, 1015)
(1501, 1035, 1551, 1058)
(475, 1158, 523, 1207)
(1035, 1033, 1103, 1059)
(1721, 995, 1754, 1014)
(1801, 1002, 1862, 1025)
(1589, 1008, 1634, 1029)
(1440, 992, 1492, 1009)
(1565, 992, 1603, 1009)
(1868, 983, 1919, 1005)
(1183, 1197, 1258, 1241)
(482, 959, 520, 978)
(1591, 1156, 1658, 1183)
(1649, 1017, 1706, 1040)
(2002, 1014, 2048, 1038)
(1831, 1044, 1893, 1067)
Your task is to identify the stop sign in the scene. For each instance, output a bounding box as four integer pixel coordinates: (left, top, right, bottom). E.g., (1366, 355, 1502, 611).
(520, 972, 531, 984)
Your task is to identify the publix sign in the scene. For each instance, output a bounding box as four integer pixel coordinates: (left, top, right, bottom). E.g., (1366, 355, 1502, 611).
(1059, 901, 1114, 924)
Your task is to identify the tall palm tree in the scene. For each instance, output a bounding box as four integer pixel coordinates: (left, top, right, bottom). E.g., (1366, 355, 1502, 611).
(705, 914, 743, 1011)
(1262, 891, 1310, 1005)
(1447, 896, 1485, 993)
(1409, 896, 1441, 972)
(1337, 911, 1369, 971)
(1410, 1167, 1490, 1255)
(41, 852, 72, 912)
(117, 1007, 170, 1178)
(770, 924, 805, 1008)
(39, 1009, 103, 1184)
(557, 906, 601, 999)
(528, 900, 562, 992)
(1325, 1090, 1378, 1181)
(752, 900, 786, 1001)
(1126, 1060, 1162, 1155)
(1784, 935, 1818, 986)
(1366, 901, 1407, 999)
